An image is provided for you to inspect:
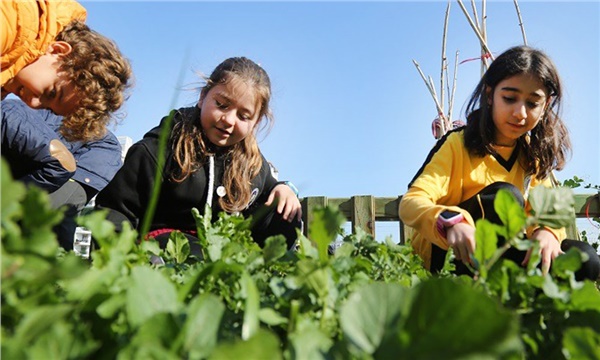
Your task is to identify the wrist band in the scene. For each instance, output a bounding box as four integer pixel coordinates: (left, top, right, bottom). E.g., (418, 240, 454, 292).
(436, 211, 464, 238)
(276, 180, 299, 197)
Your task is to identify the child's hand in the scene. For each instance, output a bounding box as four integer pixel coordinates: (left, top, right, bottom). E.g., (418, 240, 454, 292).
(265, 184, 302, 222)
(523, 228, 563, 275)
(446, 222, 476, 265)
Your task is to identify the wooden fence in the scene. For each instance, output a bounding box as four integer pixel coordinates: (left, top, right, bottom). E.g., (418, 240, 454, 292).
(301, 193, 600, 244)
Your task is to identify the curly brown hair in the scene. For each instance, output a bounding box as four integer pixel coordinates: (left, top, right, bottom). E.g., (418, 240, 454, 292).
(55, 20, 132, 142)
(171, 57, 273, 213)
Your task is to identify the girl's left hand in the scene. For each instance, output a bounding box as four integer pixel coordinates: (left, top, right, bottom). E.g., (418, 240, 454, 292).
(522, 228, 564, 275)
(266, 184, 302, 222)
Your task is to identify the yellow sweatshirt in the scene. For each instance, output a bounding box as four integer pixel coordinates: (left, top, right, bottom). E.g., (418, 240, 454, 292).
(398, 129, 564, 270)
(1, 0, 87, 87)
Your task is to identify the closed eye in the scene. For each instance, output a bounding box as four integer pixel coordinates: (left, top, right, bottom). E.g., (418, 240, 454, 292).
(215, 99, 228, 109)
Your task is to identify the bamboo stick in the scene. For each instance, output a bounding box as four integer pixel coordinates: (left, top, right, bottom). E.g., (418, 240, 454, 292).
(456, 0, 495, 61)
(440, 1, 451, 113)
(470, 0, 480, 31)
(413, 59, 446, 128)
(513, 0, 528, 45)
(447, 50, 459, 123)
(480, 0, 488, 75)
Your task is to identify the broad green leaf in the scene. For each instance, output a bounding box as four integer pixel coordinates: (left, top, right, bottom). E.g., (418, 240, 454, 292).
(541, 274, 569, 302)
(12, 305, 72, 347)
(97, 293, 126, 319)
(25, 320, 99, 360)
(562, 327, 600, 360)
(258, 308, 288, 326)
(289, 321, 333, 360)
(210, 329, 282, 360)
(126, 266, 180, 327)
(132, 313, 181, 350)
(474, 219, 499, 277)
(166, 231, 191, 264)
(528, 186, 575, 229)
(241, 271, 260, 340)
(570, 282, 600, 311)
(1, 159, 25, 224)
(495, 189, 526, 239)
(551, 247, 584, 279)
(263, 235, 287, 263)
(308, 206, 345, 262)
(181, 293, 225, 358)
(393, 278, 522, 359)
(340, 282, 408, 354)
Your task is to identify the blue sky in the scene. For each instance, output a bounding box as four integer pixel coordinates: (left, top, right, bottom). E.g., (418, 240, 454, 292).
(83, 1, 599, 239)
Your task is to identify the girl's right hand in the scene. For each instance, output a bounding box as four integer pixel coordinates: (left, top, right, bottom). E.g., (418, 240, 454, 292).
(446, 222, 476, 265)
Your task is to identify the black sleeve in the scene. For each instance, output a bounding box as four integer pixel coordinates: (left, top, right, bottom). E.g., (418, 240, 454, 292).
(94, 141, 159, 232)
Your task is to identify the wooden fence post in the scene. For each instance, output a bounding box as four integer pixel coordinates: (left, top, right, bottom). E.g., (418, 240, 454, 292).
(351, 195, 375, 237)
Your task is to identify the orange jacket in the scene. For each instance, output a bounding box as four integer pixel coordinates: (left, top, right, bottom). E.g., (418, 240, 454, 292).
(1, 0, 87, 87)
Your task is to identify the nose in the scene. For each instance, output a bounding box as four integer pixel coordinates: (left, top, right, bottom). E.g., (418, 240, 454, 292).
(513, 103, 527, 121)
(220, 112, 236, 127)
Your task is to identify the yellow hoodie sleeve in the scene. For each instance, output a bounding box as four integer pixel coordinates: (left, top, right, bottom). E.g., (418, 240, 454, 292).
(399, 132, 475, 252)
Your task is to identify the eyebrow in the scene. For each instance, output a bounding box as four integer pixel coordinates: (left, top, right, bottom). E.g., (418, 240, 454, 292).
(500, 86, 544, 98)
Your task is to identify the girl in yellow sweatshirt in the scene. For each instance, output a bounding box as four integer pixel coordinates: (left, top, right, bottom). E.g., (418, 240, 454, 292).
(399, 46, 599, 281)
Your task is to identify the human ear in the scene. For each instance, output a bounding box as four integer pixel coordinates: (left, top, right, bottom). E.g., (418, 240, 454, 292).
(46, 41, 73, 56)
(485, 86, 492, 105)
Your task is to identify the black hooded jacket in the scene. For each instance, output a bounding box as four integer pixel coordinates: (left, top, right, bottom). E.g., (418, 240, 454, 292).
(95, 106, 280, 234)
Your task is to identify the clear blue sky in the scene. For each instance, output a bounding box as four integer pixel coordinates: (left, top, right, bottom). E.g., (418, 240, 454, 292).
(83, 1, 599, 239)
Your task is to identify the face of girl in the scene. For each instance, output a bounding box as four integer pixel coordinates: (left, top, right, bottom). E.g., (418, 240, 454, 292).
(489, 73, 548, 146)
(3, 42, 81, 116)
(199, 81, 260, 148)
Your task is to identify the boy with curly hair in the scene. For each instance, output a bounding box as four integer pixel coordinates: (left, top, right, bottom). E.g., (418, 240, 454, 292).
(1, 0, 132, 143)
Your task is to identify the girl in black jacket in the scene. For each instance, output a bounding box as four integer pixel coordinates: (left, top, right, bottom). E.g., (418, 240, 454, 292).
(96, 57, 301, 251)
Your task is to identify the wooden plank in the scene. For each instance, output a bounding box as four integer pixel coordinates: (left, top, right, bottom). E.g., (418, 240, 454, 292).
(574, 193, 600, 218)
(351, 195, 375, 236)
(300, 193, 598, 240)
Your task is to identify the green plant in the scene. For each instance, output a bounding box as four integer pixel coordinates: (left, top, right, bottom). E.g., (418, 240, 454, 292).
(2, 160, 599, 359)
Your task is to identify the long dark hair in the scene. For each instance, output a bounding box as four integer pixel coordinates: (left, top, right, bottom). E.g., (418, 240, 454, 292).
(463, 46, 571, 179)
(170, 57, 273, 212)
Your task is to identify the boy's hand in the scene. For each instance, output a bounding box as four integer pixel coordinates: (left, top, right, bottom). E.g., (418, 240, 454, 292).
(523, 228, 563, 275)
(265, 184, 302, 222)
(446, 222, 476, 265)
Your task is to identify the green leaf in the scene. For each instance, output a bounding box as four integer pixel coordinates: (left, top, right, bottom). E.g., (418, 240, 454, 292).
(126, 266, 180, 327)
(562, 327, 600, 360)
(288, 320, 334, 360)
(528, 186, 575, 229)
(241, 271, 260, 340)
(263, 235, 287, 263)
(165, 231, 191, 264)
(210, 329, 282, 360)
(570, 282, 600, 311)
(12, 305, 72, 347)
(1, 159, 25, 224)
(474, 219, 499, 276)
(551, 247, 584, 279)
(394, 278, 522, 359)
(96, 293, 127, 319)
(308, 206, 345, 262)
(340, 282, 409, 354)
(181, 293, 225, 358)
(258, 308, 288, 326)
(495, 189, 527, 239)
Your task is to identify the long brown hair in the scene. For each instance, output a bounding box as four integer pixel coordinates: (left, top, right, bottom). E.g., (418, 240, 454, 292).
(463, 46, 571, 179)
(171, 57, 273, 212)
